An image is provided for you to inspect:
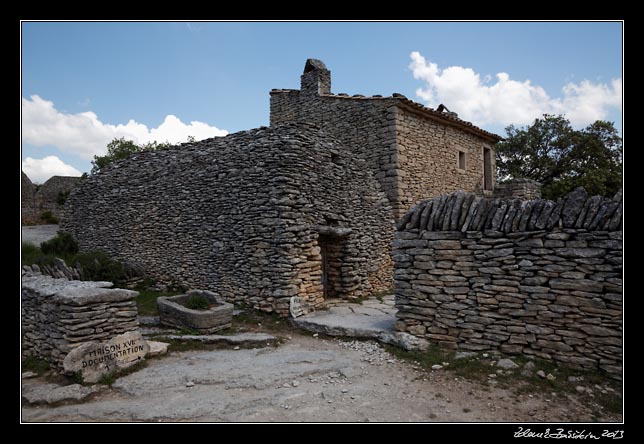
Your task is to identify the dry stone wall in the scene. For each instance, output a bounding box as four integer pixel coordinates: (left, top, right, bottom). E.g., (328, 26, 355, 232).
(21, 271, 139, 369)
(494, 178, 542, 200)
(62, 124, 394, 316)
(393, 188, 623, 378)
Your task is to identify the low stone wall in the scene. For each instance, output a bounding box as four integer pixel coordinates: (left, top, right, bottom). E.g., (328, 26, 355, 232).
(393, 188, 623, 378)
(493, 178, 542, 200)
(21, 272, 140, 369)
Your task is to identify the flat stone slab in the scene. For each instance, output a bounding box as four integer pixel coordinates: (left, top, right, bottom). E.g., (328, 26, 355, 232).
(158, 333, 277, 346)
(22, 382, 104, 405)
(293, 312, 395, 339)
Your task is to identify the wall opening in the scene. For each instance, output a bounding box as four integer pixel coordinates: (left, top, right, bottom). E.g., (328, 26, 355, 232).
(458, 151, 466, 170)
(483, 147, 493, 191)
(317, 234, 344, 299)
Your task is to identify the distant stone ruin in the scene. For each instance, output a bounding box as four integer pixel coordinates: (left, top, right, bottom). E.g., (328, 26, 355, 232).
(21, 171, 81, 224)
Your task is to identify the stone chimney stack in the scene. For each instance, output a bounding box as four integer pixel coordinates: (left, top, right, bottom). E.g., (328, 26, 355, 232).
(301, 59, 331, 97)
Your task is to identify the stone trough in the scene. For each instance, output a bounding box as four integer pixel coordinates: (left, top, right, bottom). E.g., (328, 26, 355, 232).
(157, 290, 233, 333)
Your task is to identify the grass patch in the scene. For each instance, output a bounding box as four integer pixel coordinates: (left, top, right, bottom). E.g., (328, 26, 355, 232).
(135, 288, 176, 316)
(386, 342, 622, 417)
(21, 242, 43, 266)
(97, 373, 116, 386)
(234, 307, 293, 334)
(39, 211, 59, 224)
(22, 356, 50, 375)
(383, 343, 449, 370)
(185, 294, 209, 310)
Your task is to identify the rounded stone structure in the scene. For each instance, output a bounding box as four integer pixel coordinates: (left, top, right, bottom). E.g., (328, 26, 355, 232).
(63, 123, 395, 315)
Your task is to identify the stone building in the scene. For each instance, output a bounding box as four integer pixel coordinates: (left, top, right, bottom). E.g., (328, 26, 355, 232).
(63, 59, 503, 315)
(271, 59, 502, 218)
(63, 124, 394, 315)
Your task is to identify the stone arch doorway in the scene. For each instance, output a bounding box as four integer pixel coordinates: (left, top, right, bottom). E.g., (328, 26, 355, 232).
(314, 226, 352, 300)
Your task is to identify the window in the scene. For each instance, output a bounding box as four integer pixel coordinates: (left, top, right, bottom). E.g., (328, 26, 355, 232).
(458, 151, 466, 170)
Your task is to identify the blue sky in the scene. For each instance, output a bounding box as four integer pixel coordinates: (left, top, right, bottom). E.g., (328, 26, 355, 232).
(21, 21, 623, 183)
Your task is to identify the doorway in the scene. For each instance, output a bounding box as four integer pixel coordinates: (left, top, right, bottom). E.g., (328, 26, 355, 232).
(317, 234, 343, 299)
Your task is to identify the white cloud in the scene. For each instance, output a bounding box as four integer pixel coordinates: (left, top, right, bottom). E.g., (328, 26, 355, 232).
(21, 95, 228, 160)
(22, 156, 82, 184)
(409, 51, 622, 127)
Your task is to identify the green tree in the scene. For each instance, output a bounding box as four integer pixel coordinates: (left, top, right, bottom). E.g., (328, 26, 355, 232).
(90, 138, 174, 175)
(496, 115, 622, 200)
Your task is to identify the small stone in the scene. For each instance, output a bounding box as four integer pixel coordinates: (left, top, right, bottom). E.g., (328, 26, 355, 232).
(568, 376, 579, 383)
(546, 373, 556, 381)
(536, 370, 546, 378)
(496, 358, 519, 369)
(282, 383, 291, 388)
(292, 380, 300, 387)
(524, 361, 536, 370)
(454, 351, 476, 360)
(431, 364, 443, 370)
(233, 346, 240, 350)
(186, 381, 195, 387)
(22, 371, 37, 379)
(313, 333, 319, 338)
(482, 353, 489, 358)
(146, 340, 169, 357)
(341, 389, 348, 393)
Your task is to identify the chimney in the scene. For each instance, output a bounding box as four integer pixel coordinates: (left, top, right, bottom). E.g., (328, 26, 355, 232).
(301, 59, 331, 97)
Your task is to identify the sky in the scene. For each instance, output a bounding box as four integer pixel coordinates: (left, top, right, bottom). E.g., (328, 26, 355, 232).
(21, 21, 623, 183)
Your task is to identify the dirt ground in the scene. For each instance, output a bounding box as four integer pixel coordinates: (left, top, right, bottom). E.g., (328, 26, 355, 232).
(21, 331, 622, 423)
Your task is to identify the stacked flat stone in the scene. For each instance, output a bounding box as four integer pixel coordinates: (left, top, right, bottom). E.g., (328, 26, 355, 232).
(493, 178, 542, 200)
(63, 123, 394, 316)
(393, 187, 622, 379)
(21, 272, 139, 369)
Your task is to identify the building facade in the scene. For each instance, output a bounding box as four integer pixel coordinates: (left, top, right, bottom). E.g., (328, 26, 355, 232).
(270, 59, 502, 219)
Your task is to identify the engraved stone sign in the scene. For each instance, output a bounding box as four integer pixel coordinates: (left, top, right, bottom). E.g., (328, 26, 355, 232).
(289, 296, 311, 318)
(63, 331, 150, 383)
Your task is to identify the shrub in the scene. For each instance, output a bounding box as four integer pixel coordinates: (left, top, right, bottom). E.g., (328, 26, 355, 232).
(40, 232, 79, 257)
(185, 294, 210, 310)
(73, 251, 127, 285)
(56, 190, 70, 205)
(40, 211, 59, 224)
(21, 242, 43, 266)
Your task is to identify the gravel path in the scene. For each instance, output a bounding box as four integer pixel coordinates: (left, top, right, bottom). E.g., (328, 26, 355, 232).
(21, 225, 59, 246)
(21, 333, 620, 423)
